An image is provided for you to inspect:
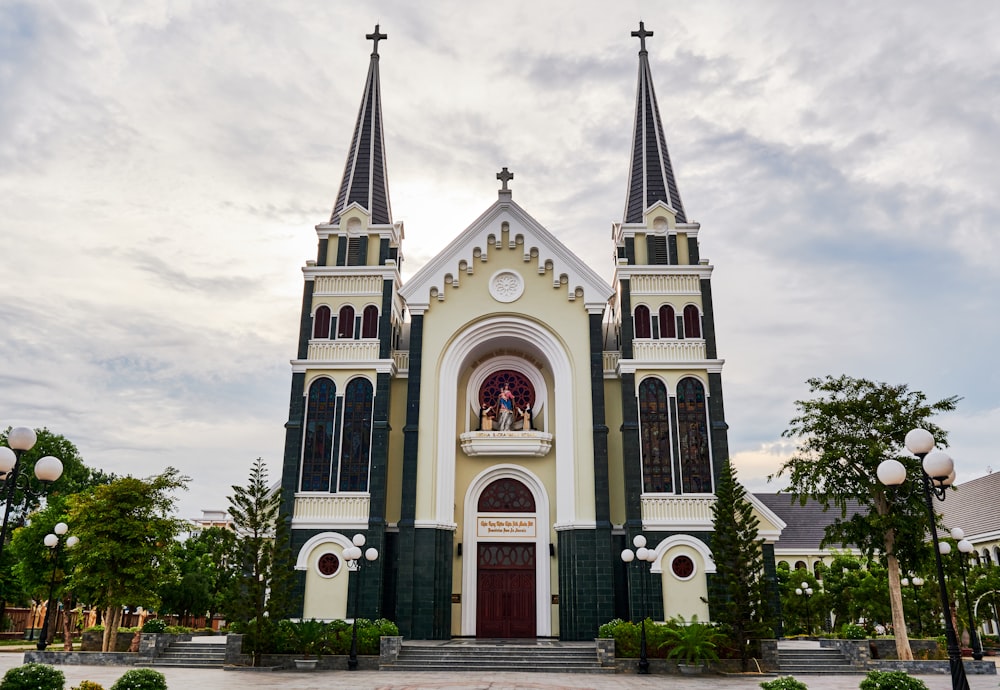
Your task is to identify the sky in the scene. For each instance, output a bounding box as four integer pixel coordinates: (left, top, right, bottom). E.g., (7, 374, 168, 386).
(2, 1, 998, 520)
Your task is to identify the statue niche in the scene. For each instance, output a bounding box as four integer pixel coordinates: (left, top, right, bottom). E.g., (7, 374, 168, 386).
(478, 370, 535, 432)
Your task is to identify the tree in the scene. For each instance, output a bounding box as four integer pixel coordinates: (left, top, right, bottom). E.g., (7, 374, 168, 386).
(774, 375, 959, 659)
(709, 459, 772, 669)
(67, 468, 188, 651)
(158, 527, 238, 625)
(225, 458, 292, 666)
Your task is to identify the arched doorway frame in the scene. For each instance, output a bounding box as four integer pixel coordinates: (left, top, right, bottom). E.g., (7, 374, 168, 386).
(462, 464, 552, 636)
(433, 316, 576, 527)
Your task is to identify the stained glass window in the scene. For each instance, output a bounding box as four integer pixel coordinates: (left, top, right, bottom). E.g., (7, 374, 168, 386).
(634, 305, 651, 338)
(677, 377, 712, 493)
(338, 378, 373, 492)
(658, 305, 676, 338)
(639, 378, 672, 493)
(301, 377, 336, 491)
(479, 371, 535, 412)
(478, 478, 535, 512)
(313, 306, 331, 339)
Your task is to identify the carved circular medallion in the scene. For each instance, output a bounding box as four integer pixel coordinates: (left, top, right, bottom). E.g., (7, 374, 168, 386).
(489, 270, 524, 303)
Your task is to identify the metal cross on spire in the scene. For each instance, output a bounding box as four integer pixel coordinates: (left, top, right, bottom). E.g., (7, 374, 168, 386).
(497, 167, 514, 192)
(367, 24, 387, 56)
(631, 21, 653, 54)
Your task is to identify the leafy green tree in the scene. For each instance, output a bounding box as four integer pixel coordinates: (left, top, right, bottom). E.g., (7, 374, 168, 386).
(158, 526, 238, 625)
(709, 459, 772, 669)
(773, 375, 958, 659)
(225, 458, 292, 666)
(67, 468, 188, 651)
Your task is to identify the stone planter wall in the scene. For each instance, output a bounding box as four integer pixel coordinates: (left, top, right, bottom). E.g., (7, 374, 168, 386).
(23, 651, 138, 666)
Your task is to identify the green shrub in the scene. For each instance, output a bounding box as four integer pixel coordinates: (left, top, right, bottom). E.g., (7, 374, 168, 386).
(0, 663, 66, 690)
(859, 670, 929, 690)
(597, 618, 677, 658)
(163, 625, 192, 635)
(659, 616, 723, 665)
(140, 619, 166, 634)
(841, 623, 867, 640)
(109, 669, 167, 690)
(761, 677, 809, 690)
(71, 682, 105, 690)
(83, 626, 104, 633)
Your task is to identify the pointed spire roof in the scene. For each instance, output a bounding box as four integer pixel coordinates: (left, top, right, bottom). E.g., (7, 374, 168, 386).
(330, 25, 392, 226)
(623, 22, 687, 224)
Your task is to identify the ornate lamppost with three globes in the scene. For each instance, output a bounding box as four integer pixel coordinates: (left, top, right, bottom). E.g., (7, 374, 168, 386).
(949, 527, 984, 661)
(36, 522, 79, 650)
(343, 533, 379, 671)
(0, 427, 64, 564)
(621, 534, 657, 675)
(795, 582, 814, 636)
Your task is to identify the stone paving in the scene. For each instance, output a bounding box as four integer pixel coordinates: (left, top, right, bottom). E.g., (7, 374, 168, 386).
(1, 650, 998, 690)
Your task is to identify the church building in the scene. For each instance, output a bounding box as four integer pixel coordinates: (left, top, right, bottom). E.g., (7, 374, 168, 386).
(278, 23, 785, 641)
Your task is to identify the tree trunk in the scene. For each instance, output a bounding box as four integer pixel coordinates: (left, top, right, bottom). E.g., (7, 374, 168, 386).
(884, 527, 913, 660)
(101, 605, 112, 652)
(62, 596, 73, 651)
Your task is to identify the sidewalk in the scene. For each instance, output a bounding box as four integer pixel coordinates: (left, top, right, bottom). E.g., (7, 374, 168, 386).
(0, 651, 997, 690)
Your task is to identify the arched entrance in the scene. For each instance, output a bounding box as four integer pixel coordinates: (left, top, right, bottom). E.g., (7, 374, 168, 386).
(462, 465, 552, 637)
(476, 478, 537, 638)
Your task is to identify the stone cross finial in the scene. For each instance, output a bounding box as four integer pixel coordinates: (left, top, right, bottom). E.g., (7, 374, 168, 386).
(367, 24, 387, 56)
(497, 167, 514, 192)
(631, 21, 653, 54)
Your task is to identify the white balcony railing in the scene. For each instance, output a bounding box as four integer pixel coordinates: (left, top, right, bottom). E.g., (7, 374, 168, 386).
(629, 274, 701, 296)
(631, 340, 706, 362)
(292, 494, 370, 526)
(641, 495, 715, 527)
(306, 340, 380, 362)
(312, 275, 383, 296)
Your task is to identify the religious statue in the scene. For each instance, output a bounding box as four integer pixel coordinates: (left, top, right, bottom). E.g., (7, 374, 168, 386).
(496, 384, 516, 431)
(480, 403, 494, 431)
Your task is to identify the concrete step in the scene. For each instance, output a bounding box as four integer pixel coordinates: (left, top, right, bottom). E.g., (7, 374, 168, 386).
(381, 642, 611, 673)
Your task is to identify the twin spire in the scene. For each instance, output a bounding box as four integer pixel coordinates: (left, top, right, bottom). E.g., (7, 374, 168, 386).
(329, 22, 685, 228)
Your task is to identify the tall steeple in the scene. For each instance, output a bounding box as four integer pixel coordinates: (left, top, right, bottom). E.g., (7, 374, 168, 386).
(623, 21, 686, 224)
(330, 24, 393, 226)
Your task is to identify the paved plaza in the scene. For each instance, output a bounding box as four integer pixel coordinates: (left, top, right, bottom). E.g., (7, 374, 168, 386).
(1, 650, 997, 690)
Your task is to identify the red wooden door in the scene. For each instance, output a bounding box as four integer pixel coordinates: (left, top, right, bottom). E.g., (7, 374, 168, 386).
(476, 543, 536, 638)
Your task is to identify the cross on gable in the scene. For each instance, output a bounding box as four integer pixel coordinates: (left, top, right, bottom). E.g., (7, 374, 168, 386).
(367, 24, 387, 56)
(497, 167, 514, 192)
(631, 21, 653, 54)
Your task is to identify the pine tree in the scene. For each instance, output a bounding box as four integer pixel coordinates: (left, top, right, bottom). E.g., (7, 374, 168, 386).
(710, 459, 771, 671)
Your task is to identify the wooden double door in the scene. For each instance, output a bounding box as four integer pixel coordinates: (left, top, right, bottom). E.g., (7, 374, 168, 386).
(476, 542, 536, 638)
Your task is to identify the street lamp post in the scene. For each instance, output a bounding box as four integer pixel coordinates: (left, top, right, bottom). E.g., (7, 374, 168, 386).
(0, 428, 64, 565)
(343, 533, 378, 671)
(877, 428, 969, 690)
(952, 529, 984, 661)
(621, 534, 657, 675)
(901, 576, 925, 636)
(795, 583, 814, 636)
(36, 522, 79, 651)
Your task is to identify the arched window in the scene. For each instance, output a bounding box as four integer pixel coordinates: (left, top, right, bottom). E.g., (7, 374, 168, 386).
(313, 306, 331, 339)
(677, 377, 712, 493)
(361, 305, 379, 338)
(634, 305, 651, 339)
(639, 378, 672, 493)
(683, 305, 701, 338)
(478, 478, 535, 512)
(338, 378, 373, 492)
(337, 305, 355, 339)
(983, 549, 993, 566)
(794, 561, 807, 571)
(658, 305, 676, 339)
(994, 546, 1000, 566)
(301, 378, 336, 492)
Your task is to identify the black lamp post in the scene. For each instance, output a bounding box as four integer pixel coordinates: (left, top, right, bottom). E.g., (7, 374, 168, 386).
(0, 427, 64, 564)
(621, 534, 657, 675)
(877, 428, 969, 690)
(343, 533, 378, 671)
(952, 529, 984, 661)
(36, 522, 78, 650)
(795, 582, 814, 636)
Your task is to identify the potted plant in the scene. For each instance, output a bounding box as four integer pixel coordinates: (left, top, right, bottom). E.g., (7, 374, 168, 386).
(660, 616, 723, 674)
(288, 619, 329, 670)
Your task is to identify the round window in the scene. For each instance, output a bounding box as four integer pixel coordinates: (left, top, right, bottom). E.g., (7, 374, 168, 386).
(671, 554, 695, 580)
(317, 552, 341, 578)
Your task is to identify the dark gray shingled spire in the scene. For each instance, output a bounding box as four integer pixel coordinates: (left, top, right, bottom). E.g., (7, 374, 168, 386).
(623, 22, 687, 224)
(330, 25, 392, 225)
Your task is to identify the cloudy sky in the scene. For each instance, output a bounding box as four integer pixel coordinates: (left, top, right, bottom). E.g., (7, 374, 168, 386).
(2, 1, 998, 519)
